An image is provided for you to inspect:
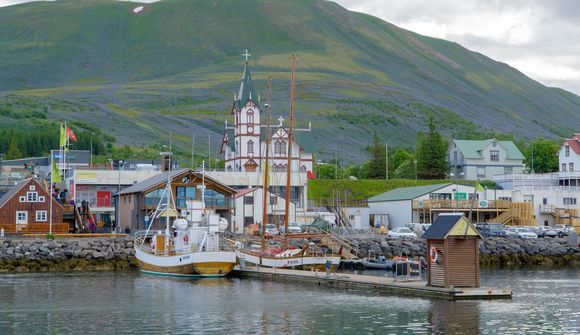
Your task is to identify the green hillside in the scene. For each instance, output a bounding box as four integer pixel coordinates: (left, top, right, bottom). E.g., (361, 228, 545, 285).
(0, 0, 578, 162)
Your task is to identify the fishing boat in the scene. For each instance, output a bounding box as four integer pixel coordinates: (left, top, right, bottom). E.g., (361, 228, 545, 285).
(134, 156, 236, 277)
(235, 55, 341, 270)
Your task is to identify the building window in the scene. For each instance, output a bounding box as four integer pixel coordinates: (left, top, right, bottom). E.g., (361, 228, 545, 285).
(270, 196, 277, 205)
(563, 198, 577, 205)
(565, 145, 570, 157)
(19, 196, 26, 202)
(29, 185, 36, 191)
(476, 167, 486, 178)
(562, 163, 567, 172)
(490, 150, 499, 161)
(274, 140, 287, 156)
(492, 142, 497, 147)
(27, 192, 38, 202)
(504, 167, 513, 174)
(570, 163, 574, 172)
(244, 196, 254, 205)
(247, 140, 254, 155)
(16, 211, 27, 224)
(453, 151, 457, 162)
(38, 196, 45, 203)
(349, 215, 355, 220)
(36, 210, 47, 222)
(244, 216, 254, 226)
(248, 111, 254, 124)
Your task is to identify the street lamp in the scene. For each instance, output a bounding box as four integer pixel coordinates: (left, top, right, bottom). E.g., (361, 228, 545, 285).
(117, 159, 124, 234)
(89, 132, 95, 168)
(414, 160, 418, 180)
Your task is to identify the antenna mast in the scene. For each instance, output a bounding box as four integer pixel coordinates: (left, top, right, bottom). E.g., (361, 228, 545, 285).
(284, 54, 296, 248)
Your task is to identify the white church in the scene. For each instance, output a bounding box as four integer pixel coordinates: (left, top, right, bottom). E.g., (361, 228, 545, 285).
(220, 55, 315, 175)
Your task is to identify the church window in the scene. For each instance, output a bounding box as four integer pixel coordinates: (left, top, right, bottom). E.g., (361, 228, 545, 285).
(275, 140, 287, 156)
(248, 111, 254, 124)
(247, 140, 254, 155)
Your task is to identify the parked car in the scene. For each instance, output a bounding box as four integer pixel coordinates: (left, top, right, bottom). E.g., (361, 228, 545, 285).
(506, 227, 537, 239)
(280, 223, 302, 234)
(264, 224, 279, 236)
(553, 224, 573, 238)
(475, 223, 509, 238)
(405, 223, 432, 237)
(388, 227, 417, 239)
(530, 226, 558, 238)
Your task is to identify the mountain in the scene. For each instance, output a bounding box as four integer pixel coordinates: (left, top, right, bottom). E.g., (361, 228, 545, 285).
(0, 0, 579, 163)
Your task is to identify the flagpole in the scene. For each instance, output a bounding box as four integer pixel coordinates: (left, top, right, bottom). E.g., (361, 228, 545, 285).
(49, 152, 53, 236)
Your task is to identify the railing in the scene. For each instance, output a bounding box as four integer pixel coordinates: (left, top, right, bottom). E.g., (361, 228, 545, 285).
(309, 199, 368, 208)
(0, 223, 69, 234)
(539, 205, 555, 214)
(413, 199, 511, 210)
(144, 197, 233, 209)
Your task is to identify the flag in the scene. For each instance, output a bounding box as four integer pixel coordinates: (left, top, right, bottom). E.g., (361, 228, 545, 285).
(66, 126, 77, 141)
(59, 123, 67, 148)
(51, 158, 62, 183)
(475, 181, 484, 192)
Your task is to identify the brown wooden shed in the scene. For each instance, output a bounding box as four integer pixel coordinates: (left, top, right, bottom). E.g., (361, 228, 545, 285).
(423, 213, 483, 288)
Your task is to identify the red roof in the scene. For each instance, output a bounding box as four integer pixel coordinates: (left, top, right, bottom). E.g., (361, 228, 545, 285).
(235, 187, 260, 198)
(563, 138, 580, 155)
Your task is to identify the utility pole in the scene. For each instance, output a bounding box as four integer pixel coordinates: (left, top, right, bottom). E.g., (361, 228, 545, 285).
(385, 142, 388, 180)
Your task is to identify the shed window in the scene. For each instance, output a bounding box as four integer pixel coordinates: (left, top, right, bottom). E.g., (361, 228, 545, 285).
(27, 192, 38, 202)
(19, 196, 26, 203)
(36, 210, 47, 222)
(38, 196, 45, 203)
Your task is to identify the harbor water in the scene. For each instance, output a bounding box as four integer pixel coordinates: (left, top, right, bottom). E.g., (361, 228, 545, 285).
(0, 267, 578, 334)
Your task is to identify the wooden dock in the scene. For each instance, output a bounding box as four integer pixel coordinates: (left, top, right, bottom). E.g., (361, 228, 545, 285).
(231, 267, 512, 301)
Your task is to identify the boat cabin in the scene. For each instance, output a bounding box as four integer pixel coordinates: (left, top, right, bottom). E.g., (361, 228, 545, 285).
(422, 213, 483, 288)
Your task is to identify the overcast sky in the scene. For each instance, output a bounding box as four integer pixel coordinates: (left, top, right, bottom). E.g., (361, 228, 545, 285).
(1, 0, 579, 95)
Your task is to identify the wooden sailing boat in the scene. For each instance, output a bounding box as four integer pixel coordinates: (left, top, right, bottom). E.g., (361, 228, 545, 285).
(134, 156, 236, 277)
(236, 54, 340, 270)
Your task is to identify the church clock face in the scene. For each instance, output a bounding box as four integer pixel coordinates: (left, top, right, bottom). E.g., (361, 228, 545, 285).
(248, 126, 254, 134)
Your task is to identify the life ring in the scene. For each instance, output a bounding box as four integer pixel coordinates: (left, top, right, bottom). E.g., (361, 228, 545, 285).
(183, 235, 189, 245)
(393, 256, 407, 262)
(429, 247, 439, 263)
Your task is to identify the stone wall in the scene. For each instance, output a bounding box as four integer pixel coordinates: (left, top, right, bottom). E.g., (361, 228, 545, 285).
(0, 237, 137, 272)
(347, 237, 580, 266)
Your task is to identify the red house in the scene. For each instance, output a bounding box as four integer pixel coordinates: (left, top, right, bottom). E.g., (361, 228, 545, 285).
(0, 178, 67, 234)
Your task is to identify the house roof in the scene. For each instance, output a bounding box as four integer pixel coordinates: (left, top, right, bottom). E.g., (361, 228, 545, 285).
(422, 214, 482, 240)
(453, 139, 524, 160)
(235, 187, 260, 198)
(0, 179, 29, 208)
(368, 183, 451, 202)
(560, 134, 580, 155)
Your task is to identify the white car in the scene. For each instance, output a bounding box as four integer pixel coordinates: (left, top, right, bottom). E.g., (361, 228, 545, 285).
(264, 224, 279, 236)
(388, 228, 417, 239)
(507, 227, 537, 239)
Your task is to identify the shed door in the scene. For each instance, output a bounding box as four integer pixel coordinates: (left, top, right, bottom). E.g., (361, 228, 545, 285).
(446, 238, 479, 288)
(16, 211, 28, 225)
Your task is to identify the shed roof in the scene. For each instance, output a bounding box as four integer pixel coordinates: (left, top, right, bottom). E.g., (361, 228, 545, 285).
(453, 139, 524, 160)
(422, 214, 482, 239)
(368, 183, 451, 202)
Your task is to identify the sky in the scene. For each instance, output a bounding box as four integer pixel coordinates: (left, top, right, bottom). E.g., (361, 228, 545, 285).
(1, 0, 579, 95)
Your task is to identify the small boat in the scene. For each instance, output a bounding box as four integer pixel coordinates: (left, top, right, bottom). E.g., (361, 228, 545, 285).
(134, 157, 236, 277)
(361, 252, 394, 270)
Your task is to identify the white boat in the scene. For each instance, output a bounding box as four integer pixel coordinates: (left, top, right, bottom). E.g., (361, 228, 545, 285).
(134, 157, 236, 277)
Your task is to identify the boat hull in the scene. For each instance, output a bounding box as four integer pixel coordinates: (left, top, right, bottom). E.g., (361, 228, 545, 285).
(135, 247, 236, 277)
(236, 250, 341, 271)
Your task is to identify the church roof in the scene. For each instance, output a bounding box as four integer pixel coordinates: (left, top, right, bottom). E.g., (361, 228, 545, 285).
(225, 128, 235, 152)
(261, 127, 316, 153)
(235, 63, 258, 110)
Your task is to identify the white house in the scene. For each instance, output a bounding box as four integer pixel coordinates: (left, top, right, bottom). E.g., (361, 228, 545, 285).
(557, 134, 580, 186)
(449, 139, 524, 180)
(232, 187, 295, 234)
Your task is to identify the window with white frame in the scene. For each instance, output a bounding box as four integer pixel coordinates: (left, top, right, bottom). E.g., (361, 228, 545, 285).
(563, 198, 577, 205)
(453, 151, 457, 162)
(565, 145, 570, 157)
(570, 163, 574, 172)
(247, 111, 254, 124)
(27, 192, 38, 202)
(247, 140, 254, 155)
(36, 210, 47, 222)
(562, 163, 567, 172)
(490, 150, 499, 161)
(19, 196, 26, 202)
(29, 185, 36, 191)
(476, 167, 486, 178)
(38, 196, 45, 202)
(504, 167, 513, 174)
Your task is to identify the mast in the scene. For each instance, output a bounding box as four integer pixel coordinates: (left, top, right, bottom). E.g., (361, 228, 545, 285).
(284, 54, 295, 248)
(261, 77, 272, 251)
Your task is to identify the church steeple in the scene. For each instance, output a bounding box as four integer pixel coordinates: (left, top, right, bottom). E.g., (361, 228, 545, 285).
(235, 50, 257, 109)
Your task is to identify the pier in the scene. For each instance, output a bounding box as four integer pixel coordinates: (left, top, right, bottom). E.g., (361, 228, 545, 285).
(232, 267, 512, 301)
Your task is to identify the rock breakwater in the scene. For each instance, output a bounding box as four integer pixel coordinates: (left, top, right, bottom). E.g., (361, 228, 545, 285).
(347, 237, 580, 266)
(0, 237, 137, 272)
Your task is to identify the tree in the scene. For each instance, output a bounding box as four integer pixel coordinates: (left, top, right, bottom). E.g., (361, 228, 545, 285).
(367, 132, 386, 179)
(415, 117, 449, 179)
(524, 138, 559, 173)
(389, 147, 413, 177)
(5, 138, 22, 160)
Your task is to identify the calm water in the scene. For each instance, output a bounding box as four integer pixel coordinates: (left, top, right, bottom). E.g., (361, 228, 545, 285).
(0, 267, 578, 334)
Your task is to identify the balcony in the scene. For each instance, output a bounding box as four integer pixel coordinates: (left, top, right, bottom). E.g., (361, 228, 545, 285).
(412, 199, 511, 210)
(143, 197, 233, 210)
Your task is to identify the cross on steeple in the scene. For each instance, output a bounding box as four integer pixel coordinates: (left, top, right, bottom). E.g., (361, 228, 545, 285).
(278, 116, 284, 126)
(243, 49, 252, 63)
